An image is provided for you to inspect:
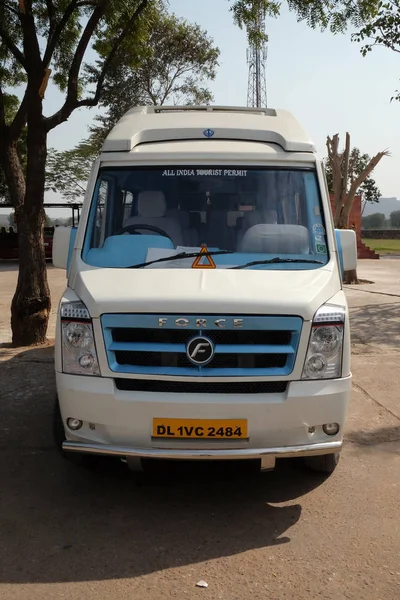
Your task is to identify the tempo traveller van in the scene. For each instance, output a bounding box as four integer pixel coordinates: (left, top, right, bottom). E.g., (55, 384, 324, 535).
(52, 105, 357, 474)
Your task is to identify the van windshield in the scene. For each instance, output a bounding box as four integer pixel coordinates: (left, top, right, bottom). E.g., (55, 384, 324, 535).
(83, 166, 329, 270)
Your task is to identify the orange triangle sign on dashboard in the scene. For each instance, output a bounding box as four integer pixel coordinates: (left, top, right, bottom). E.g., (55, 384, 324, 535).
(192, 245, 216, 269)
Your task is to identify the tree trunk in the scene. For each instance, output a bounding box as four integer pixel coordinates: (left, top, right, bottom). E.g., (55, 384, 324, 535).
(3, 142, 26, 207)
(343, 269, 359, 285)
(10, 95, 51, 346)
(11, 203, 50, 345)
(336, 209, 350, 229)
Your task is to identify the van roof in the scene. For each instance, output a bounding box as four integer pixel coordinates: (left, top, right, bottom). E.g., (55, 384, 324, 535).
(102, 105, 316, 154)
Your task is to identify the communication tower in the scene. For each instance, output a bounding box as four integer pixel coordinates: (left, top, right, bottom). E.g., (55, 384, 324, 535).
(246, 2, 268, 108)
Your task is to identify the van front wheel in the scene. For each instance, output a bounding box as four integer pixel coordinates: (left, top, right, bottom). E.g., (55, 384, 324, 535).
(303, 452, 340, 474)
(53, 397, 99, 468)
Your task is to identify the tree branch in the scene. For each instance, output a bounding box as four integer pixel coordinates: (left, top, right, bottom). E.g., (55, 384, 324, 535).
(45, 0, 150, 131)
(326, 133, 344, 225)
(18, 0, 44, 73)
(0, 83, 26, 208)
(66, 1, 108, 104)
(346, 150, 390, 204)
(42, 0, 79, 67)
(8, 92, 28, 141)
(80, 0, 150, 105)
(342, 132, 350, 196)
(45, 0, 56, 40)
(0, 84, 6, 155)
(0, 23, 27, 68)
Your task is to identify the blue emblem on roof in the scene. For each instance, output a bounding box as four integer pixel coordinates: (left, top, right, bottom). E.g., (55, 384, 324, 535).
(203, 129, 215, 138)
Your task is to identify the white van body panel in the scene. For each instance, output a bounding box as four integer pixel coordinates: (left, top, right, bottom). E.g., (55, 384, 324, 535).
(102, 106, 316, 153)
(55, 106, 353, 470)
(70, 259, 340, 321)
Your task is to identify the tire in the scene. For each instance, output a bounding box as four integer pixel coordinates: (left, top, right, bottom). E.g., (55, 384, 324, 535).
(303, 452, 340, 474)
(53, 396, 99, 468)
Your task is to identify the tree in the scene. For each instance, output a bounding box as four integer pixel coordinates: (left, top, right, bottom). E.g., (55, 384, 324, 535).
(326, 133, 388, 229)
(325, 146, 382, 215)
(230, 0, 381, 45)
(390, 210, 400, 228)
(88, 9, 219, 140)
(0, 0, 157, 345)
(353, 1, 400, 100)
(46, 9, 220, 201)
(326, 133, 388, 284)
(0, 0, 382, 347)
(362, 213, 387, 229)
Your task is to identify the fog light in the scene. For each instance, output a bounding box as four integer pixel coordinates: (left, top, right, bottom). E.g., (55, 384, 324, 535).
(78, 352, 96, 369)
(67, 418, 83, 431)
(323, 423, 340, 436)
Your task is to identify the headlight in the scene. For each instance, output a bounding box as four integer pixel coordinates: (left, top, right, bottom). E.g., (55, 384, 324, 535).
(61, 301, 100, 376)
(64, 322, 93, 348)
(302, 305, 345, 380)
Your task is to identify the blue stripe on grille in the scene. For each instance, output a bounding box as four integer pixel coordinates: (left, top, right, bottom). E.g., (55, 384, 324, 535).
(108, 342, 295, 355)
(101, 314, 302, 377)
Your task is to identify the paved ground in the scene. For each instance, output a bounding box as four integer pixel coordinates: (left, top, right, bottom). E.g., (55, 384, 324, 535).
(0, 259, 399, 600)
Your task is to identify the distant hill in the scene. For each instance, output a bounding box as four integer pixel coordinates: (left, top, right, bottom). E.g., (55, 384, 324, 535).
(363, 197, 400, 218)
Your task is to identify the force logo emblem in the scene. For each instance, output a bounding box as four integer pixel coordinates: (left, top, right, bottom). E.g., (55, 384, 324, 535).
(186, 336, 214, 366)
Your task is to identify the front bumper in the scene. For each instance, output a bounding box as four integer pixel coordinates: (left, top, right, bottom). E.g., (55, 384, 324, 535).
(56, 372, 351, 463)
(63, 440, 342, 471)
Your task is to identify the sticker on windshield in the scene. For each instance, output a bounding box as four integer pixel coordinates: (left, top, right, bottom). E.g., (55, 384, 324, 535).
(313, 223, 325, 235)
(316, 243, 327, 254)
(162, 169, 247, 177)
(192, 245, 216, 269)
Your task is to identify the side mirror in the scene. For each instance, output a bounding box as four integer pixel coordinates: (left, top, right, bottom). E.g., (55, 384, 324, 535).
(335, 229, 357, 274)
(52, 226, 77, 270)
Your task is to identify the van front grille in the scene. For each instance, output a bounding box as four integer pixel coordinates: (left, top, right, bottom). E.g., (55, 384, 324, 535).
(101, 314, 302, 378)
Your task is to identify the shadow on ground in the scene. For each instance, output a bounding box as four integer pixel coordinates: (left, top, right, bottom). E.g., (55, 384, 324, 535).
(350, 302, 400, 351)
(346, 426, 400, 449)
(0, 259, 19, 272)
(0, 259, 55, 273)
(2, 346, 398, 585)
(0, 346, 331, 585)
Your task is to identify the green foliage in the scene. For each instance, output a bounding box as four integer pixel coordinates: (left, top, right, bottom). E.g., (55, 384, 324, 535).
(362, 212, 387, 229)
(0, 0, 156, 94)
(88, 8, 219, 133)
(353, 1, 400, 100)
(325, 146, 381, 204)
(229, 0, 380, 45)
(0, 0, 158, 211)
(390, 210, 400, 228)
(46, 142, 96, 201)
(47, 8, 220, 200)
(0, 94, 27, 203)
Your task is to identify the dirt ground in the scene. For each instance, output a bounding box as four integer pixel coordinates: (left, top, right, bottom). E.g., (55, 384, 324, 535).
(0, 260, 399, 600)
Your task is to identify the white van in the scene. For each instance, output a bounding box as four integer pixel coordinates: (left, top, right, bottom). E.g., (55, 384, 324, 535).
(52, 106, 356, 474)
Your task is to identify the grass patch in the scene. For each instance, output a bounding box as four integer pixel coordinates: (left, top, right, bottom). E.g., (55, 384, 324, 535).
(362, 239, 400, 255)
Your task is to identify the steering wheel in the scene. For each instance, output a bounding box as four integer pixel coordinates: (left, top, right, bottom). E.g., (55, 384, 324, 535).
(118, 223, 174, 243)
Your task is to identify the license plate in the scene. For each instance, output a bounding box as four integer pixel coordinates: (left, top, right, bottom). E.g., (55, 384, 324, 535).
(153, 418, 248, 439)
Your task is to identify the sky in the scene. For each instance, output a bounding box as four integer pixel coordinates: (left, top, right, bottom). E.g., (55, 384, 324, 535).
(1, 0, 399, 220)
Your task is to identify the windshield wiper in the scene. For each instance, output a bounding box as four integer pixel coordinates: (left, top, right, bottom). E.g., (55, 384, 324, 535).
(128, 250, 233, 269)
(230, 257, 324, 270)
